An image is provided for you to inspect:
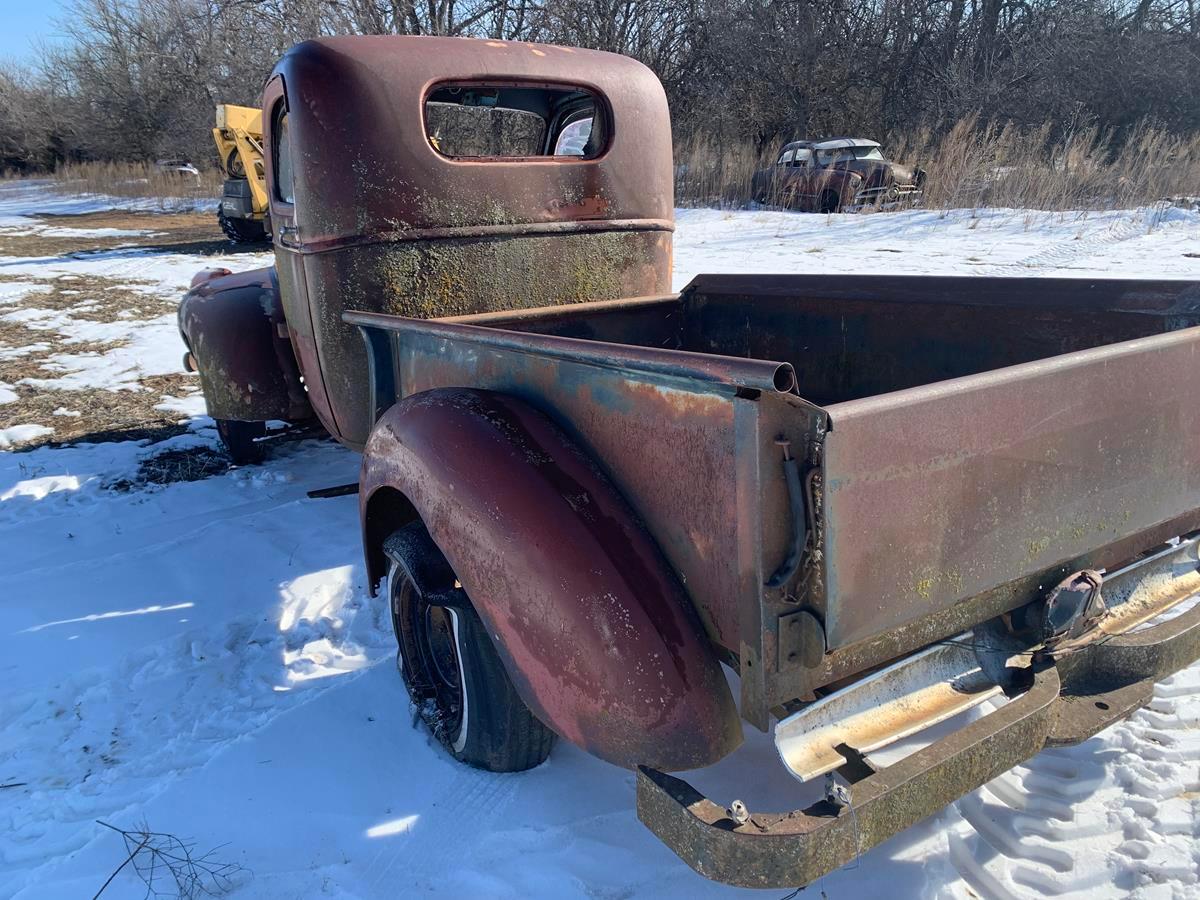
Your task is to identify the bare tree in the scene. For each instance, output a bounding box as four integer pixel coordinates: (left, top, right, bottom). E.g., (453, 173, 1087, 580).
(0, 0, 1196, 170)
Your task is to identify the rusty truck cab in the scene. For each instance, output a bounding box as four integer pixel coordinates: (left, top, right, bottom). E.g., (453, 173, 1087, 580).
(180, 36, 673, 457)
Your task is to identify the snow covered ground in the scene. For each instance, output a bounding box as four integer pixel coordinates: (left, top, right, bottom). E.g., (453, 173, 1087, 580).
(2, 183, 1199, 899)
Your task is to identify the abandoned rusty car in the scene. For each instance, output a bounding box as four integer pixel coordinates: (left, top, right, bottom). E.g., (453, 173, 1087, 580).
(751, 137, 926, 211)
(178, 35, 1200, 889)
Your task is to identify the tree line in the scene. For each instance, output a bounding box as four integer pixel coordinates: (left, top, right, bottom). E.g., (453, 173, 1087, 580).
(2, 0, 1198, 172)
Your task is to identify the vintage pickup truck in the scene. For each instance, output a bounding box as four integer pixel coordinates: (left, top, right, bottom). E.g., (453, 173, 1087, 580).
(180, 35, 1200, 889)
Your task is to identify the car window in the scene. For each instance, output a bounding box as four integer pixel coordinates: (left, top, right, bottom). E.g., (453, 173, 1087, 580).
(777, 149, 796, 165)
(817, 148, 855, 165)
(793, 148, 812, 166)
(854, 147, 885, 161)
(274, 109, 295, 204)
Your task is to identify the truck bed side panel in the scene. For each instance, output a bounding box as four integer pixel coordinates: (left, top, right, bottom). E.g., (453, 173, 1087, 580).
(821, 327, 1200, 649)
(389, 330, 760, 653)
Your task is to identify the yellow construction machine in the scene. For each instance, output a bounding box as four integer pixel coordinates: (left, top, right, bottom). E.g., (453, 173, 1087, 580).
(212, 104, 270, 243)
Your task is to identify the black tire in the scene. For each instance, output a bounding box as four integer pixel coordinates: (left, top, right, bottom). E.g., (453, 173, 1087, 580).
(225, 148, 246, 179)
(819, 189, 842, 214)
(215, 419, 266, 465)
(387, 527, 556, 772)
(217, 210, 268, 244)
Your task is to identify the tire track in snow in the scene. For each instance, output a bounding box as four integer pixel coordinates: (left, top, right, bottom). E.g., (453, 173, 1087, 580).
(361, 749, 522, 892)
(949, 666, 1200, 898)
(968, 208, 1164, 277)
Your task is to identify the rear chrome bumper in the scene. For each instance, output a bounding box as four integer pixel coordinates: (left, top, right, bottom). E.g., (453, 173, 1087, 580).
(637, 539, 1200, 889)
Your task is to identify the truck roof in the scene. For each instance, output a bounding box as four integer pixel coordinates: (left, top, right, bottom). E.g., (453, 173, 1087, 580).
(266, 35, 674, 241)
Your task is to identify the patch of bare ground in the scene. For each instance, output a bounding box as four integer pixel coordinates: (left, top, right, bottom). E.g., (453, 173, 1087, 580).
(3, 275, 172, 320)
(0, 208, 281, 467)
(0, 240, 210, 450)
(106, 445, 229, 491)
(0, 273, 179, 399)
(0, 375, 198, 448)
(0, 209, 264, 258)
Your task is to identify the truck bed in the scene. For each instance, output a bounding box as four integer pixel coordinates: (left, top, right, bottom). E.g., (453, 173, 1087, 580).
(348, 273, 1200, 725)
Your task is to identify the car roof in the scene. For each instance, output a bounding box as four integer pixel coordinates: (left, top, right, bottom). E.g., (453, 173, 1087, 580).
(814, 138, 881, 150)
(782, 138, 881, 152)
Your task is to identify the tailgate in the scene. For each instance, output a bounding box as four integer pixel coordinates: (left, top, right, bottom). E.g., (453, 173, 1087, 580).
(820, 325, 1200, 649)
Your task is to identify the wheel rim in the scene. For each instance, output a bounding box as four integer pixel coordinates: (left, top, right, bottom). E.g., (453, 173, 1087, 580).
(389, 566, 464, 741)
(422, 605, 461, 692)
(226, 149, 246, 178)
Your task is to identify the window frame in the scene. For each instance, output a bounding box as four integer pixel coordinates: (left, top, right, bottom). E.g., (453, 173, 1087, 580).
(548, 104, 598, 157)
(272, 102, 295, 206)
(422, 79, 612, 163)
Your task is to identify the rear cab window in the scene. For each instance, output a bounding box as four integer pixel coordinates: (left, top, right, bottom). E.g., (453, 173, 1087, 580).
(425, 83, 608, 160)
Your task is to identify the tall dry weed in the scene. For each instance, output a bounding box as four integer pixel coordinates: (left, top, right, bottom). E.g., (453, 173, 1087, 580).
(675, 117, 1200, 212)
(49, 160, 222, 207)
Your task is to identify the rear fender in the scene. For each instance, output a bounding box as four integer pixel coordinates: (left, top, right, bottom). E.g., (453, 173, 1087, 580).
(360, 388, 742, 771)
(178, 266, 311, 422)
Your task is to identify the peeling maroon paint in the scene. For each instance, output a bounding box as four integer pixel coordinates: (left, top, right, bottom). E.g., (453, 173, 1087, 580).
(177, 266, 312, 423)
(360, 388, 742, 770)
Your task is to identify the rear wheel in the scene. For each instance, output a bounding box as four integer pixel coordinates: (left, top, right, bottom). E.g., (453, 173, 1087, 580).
(387, 524, 556, 772)
(215, 419, 266, 465)
(217, 210, 267, 244)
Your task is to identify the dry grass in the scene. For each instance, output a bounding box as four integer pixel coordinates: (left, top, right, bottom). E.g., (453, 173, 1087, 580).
(0, 209, 234, 258)
(0, 204, 273, 452)
(0, 266, 203, 448)
(675, 117, 1200, 212)
(106, 444, 230, 491)
(1, 275, 169, 321)
(0, 382, 194, 446)
(49, 161, 222, 208)
(674, 136, 777, 208)
(892, 117, 1200, 211)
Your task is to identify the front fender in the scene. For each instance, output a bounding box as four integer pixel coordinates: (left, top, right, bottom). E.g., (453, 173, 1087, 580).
(816, 168, 862, 196)
(360, 388, 742, 771)
(178, 266, 311, 422)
